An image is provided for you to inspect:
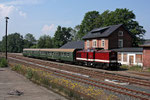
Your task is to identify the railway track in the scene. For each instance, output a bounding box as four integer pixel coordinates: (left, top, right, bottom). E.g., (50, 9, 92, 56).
(129, 72, 150, 77)
(8, 55, 150, 100)
(8, 54, 150, 88)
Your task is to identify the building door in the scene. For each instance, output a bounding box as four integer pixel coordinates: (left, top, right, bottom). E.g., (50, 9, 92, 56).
(129, 55, 134, 65)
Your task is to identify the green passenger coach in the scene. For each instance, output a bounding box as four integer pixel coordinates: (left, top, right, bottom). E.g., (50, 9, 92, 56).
(23, 48, 78, 62)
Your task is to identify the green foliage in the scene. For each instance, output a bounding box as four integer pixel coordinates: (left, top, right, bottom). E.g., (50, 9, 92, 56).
(24, 33, 36, 48)
(30, 44, 37, 48)
(148, 68, 150, 72)
(11, 65, 96, 100)
(120, 65, 129, 69)
(26, 69, 33, 79)
(0, 41, 2, 52)
(11, 64, 27, 75)
(129, 65, 142, 71)
(77, 11, 99, 39)
(71, 25, 81, 41)
(37, 35, 53, 48)
(41, 77, 50, 86)
(1, 33, 24, 53)
(11, 65, 21, 71)
(53, 26, 73, 48)
(32, 71, 40, 80)
(0, 58, 8, 68)
(77, 8, 146, 46)
(120, 64, 142, 71)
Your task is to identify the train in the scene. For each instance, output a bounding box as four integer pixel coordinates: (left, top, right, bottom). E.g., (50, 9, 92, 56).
(23, 48, 120, 70)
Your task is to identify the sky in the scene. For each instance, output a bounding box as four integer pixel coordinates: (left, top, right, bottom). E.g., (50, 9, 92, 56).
(0, 0, 150, 41)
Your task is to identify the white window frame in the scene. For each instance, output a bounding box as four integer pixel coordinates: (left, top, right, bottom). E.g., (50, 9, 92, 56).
(118, 39, 123, 48)
(101, 39, 105, 47)
(92, 39, 97, 48)
(118, 31, 123, 36)
(87, 40, 90, 48)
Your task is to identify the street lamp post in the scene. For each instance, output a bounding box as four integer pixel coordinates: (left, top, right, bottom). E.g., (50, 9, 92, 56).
(5, 17, 9, 60)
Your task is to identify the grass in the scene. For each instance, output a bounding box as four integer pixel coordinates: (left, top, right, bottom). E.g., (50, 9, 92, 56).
(9, 63, 118, 100)
(0, 57, 8, 68)
(147, 68, 150, 72)
(120, 64, 143, 71)
(120, 64, 129, 70)
(26, 68, 33, 79)
(129, 65, 142, 71)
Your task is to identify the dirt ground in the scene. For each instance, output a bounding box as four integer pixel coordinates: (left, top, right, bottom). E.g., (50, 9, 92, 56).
(0, 68, 67, 100)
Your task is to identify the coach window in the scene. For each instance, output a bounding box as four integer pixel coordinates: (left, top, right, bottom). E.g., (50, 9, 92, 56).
(87, 40, 90, 48)
(101, 39, 105, 47)
(92, 40, 97, 48)
(67, 53, 70, 57)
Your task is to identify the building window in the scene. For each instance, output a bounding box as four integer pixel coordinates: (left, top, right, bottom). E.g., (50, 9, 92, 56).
(92, 40, 97, 48)
(136, 54, 142, 63)
(123, 53, 127, 62)
(118, 39, 123, 48)
(118, 53, 121, 61)
(101, 39, 105, 47)
(87, 40, 90, 48)
(118, 31, 123, 36)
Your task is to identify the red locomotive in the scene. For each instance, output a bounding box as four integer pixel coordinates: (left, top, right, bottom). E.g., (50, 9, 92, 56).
(23, 48, 120, 70)
(76, 48, 120, 69)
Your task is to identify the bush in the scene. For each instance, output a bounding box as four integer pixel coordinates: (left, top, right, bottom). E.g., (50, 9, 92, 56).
(11, 65, 23, 72)
(120, 65, 129, 69)
(0, 58, 8, 68)
(26, 69, 33, 80)
(147, 68, 150, 72)
(129, 65, 142, 71)
(41, 77, 50, 86)
(32, 71, 40, 81)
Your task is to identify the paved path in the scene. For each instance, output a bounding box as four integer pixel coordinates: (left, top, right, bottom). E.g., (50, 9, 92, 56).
(0, 68, 67, 100)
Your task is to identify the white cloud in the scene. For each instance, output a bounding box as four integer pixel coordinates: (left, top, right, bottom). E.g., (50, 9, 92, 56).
(19, 11, 27, 18)
(4, 0, 42, 6)
(0, 0, 42, 19)
(41, 24, 56, 36)
(0, 3, 27, 19)
(0, 4, 15, 19)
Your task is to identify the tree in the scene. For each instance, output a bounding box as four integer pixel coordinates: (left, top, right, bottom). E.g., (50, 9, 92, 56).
(72, 25, 81, 41)
(77, 11, 99, 39)
(24, 33, 36, 48)
(53, 26, 72, 48)
(77, 8, 146, 46)
(1, 33, 24, 53)
(37, 35, 53, 48)
(0, 41, 2, 52)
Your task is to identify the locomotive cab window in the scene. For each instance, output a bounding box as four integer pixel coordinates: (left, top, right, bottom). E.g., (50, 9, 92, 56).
(77, 53, 81, 57)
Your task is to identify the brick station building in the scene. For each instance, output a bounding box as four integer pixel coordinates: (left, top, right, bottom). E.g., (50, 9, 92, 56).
(61, 24, 149, 68)
(82, 24, 143, 66)
(140, 40, 150, 68)
(82, 24, 133, 50)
